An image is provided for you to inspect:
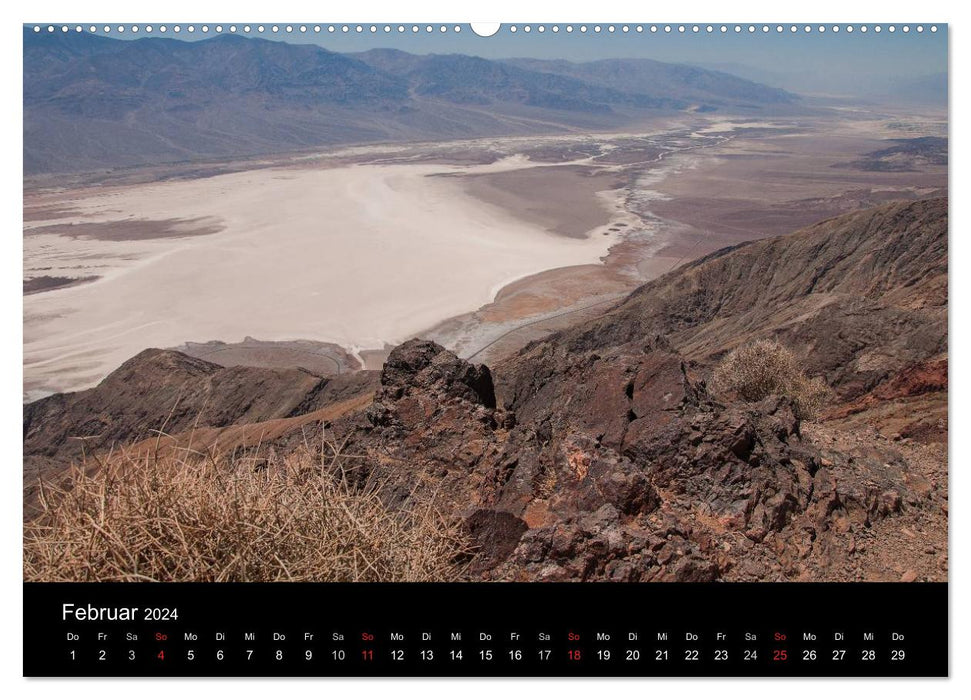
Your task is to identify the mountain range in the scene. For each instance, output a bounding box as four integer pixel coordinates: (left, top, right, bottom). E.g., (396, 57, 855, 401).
(24, 29, 798, 174)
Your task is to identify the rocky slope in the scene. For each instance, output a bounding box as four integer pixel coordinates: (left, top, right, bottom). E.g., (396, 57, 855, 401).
(500, 197, 947, 408)
(23, 348, 378, 474)
(22, 198, 947, 581)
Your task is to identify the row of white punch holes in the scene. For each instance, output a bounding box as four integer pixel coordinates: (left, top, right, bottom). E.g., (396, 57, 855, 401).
(32, 23, 939, 35)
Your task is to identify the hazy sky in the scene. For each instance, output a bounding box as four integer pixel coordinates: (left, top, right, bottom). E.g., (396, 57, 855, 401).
(31, 23, 948, 97)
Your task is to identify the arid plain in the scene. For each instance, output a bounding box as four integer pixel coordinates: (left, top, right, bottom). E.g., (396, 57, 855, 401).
(23, 110, 946, 401)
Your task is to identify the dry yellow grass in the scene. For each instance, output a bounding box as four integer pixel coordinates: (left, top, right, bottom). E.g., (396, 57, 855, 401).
(23, 433, 471, 582)
(709, 339, 833, 420)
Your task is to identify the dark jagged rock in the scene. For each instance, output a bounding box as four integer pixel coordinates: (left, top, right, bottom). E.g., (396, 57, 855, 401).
(338, 329, 879, 580)
(377, 339, 496, 409)
(464, 510, 529, 573)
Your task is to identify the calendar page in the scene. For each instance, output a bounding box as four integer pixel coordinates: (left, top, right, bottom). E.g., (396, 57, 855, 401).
(21, 19, 948, 677)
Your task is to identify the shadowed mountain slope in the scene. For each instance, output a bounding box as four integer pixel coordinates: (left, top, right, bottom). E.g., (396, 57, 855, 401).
(23, 348, 379, 469)
(498, 197, 947, 408)
(502, 56, 795, 108)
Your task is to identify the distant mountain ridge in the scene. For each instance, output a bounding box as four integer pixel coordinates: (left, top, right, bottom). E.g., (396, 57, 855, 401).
(500, 56, 794, 107)
(24, 29, 799, 174)
(350, 49, 683, 111)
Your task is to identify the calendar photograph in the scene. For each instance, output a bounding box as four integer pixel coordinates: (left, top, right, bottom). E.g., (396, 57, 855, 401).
(22, 22, 947, 593)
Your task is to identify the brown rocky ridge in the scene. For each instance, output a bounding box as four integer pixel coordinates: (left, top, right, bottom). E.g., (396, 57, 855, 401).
(23, 198, 948, 582)
(23, 350, 379, 478)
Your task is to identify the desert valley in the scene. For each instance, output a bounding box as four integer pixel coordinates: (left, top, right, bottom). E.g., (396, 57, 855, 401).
(24, 114, 945, 400)
(23, 27, 948, 584)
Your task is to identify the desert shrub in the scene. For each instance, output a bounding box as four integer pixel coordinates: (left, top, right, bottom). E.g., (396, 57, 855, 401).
(709, 339, 833, 420)
(23, 441, 471, 582)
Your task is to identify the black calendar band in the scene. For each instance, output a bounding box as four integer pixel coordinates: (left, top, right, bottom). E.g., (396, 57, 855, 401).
(24, 582, 948, 677)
